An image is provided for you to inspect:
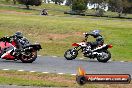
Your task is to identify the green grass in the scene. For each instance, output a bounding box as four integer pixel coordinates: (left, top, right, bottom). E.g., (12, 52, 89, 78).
(0, 1, 70, 16)
(0, 5, 39, 14)
(0, 71, 73, 87)
(0, 1, 132, 61)
(86, 9, 132, 18)
(0, 0, 12, 4)
(0, 70, 101, 88)
(0, 70, 131, 88)
(0, 2, 132, 88)
(0, 13, 131, 61)
(0, 0, 132, 18)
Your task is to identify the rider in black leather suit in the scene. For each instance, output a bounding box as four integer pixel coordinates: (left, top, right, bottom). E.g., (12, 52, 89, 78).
(13, 32, 29, 49)
(84, 30, 104, 54)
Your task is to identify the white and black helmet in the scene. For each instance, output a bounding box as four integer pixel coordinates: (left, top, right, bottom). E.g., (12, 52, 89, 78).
(91, 30, 100, 38)
(14, 31, 23, 38)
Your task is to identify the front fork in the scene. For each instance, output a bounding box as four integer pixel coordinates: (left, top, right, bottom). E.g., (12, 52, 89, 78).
(73, 46, 82, 51)
(72, 46, 84, 54)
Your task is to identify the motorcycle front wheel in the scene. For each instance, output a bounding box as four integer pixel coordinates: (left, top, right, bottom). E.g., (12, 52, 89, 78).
(20, 51, 37, 63)
(97, 50, 111, 63)
(64, 49, 78, 60)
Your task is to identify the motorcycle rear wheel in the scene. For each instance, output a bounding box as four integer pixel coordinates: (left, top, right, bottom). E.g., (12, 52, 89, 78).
(64, 49, 78, 60)
(97, 50, 111, 63)
(20, 51, 37, 63)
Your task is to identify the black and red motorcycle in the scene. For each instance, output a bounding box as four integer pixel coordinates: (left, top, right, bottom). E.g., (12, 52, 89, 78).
(64, 34, 113, 63)
(0, 35, 42, 63)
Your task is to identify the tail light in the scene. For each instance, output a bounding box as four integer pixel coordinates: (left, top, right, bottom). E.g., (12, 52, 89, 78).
(108, 44, 113, 48)
(72, 43, 79, 46)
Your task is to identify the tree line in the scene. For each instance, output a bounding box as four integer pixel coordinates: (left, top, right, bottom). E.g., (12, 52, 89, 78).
(5, 0, 132, 16)
(70, 0, 132, 16)
(46, 0, 132, 14)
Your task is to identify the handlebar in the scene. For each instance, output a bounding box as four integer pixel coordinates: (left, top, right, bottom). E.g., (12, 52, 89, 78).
(83, 32, 94, 38)
(83, 32, 92, 42)
(83, 32, 89, 38)
(0, 36, 11, 42)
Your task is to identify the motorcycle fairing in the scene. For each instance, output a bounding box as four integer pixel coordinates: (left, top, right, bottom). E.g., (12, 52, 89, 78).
(0, 42, 16, 60)
(23, 44, 42, 51)
(1, 49, 14, 60)
(92, 44, 108, 52)
(0, 42, 12, 49)
(72, 42, 87, 47)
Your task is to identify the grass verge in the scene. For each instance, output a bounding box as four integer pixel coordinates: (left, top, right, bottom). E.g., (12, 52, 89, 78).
(0, 13, 131, 61)
(0, 70, 131, 88)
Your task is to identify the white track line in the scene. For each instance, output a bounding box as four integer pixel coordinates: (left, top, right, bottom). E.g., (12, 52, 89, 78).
(52, 56, 57, 58)
(1, 69, 76, 76)
(58, 73, 64, 75)
(42, 72, 49, 74)
(37, 55, 42, 57)
(80, 58, 84, 59)
(2, 69, 9, 71)
(71, 74, 76, 76)
(18, 70, 24, 72)
(30, 71, 36, 73)
(109, 60, 112, 62)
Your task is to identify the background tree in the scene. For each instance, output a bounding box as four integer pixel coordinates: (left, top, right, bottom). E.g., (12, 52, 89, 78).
(51, 0, 64, 5)
(5, 0, 16, 4)
(5, 0, 10, 2)
(87, 0, 132, 16)
(43, 0, 46, 3)
(72, 0, 88, 13)
(12, 0, 16, 4)
(108, 0, 131, 17)
(120, 0, 132, 14)
(17, 0, 42, 9)
(88, 0, 109, 10)
(65, 0, 72, 6)
(87, 0, 109, 16)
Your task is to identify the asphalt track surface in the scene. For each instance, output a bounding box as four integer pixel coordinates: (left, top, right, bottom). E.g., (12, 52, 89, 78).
(0, 56, 132, 76)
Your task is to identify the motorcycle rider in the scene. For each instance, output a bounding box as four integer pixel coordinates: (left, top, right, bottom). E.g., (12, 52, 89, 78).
(13, 31, 29, 49)
(0, 31, 26, 57)
(83, 30, 104, 55)
(0, 32, 29, 49)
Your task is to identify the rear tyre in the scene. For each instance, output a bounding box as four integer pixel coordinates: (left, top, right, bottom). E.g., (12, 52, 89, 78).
(20, 51, 37, 63)
(64, 49, 78, 60)
(97, 50, 111, 63)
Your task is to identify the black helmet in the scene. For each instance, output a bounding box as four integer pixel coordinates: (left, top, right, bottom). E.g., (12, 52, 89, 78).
(15, 31, 23, 38)
(91, 30, 100, 38)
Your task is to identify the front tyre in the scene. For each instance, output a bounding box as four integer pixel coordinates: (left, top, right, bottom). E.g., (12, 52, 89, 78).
(97, 50, 111, 63)
(20, 51, 37, 63)
(64, 49, 78, 60)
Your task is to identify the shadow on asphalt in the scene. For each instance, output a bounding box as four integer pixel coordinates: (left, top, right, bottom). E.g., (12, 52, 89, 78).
(0, 60, 38, 64)
(66, 59, 112, 63)
(0, 58, 112, 64)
